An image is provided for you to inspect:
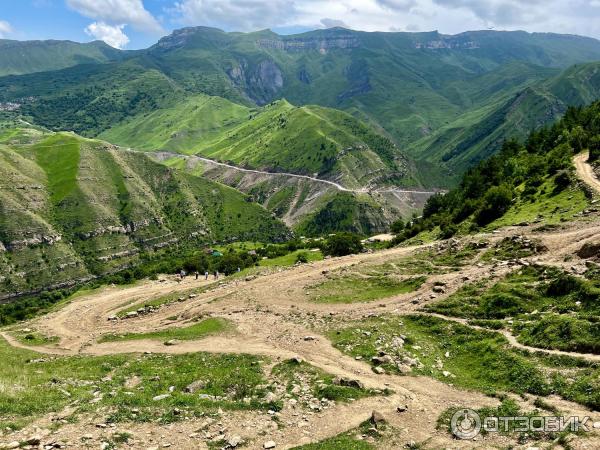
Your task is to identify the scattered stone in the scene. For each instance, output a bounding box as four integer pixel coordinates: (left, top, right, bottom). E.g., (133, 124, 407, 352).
(332, 376, 364, 389)
(374, 367, 385, 374)
(227, 435, 242, 447)
(263, 441, 276, 449)
(4, 442, 20, 450)
(26, 435, 42, 445)
(184, 380, 206, 393)
(593, 421, 600, 429)
(303, 336, 317, 341)
(152, 394, 171, 401)
(370, 410, 386, 426)
(164, 339, 179, 346)
(397, 405, 408, 413)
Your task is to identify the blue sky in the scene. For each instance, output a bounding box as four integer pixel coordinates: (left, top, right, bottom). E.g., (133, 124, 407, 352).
(2, 0, 600, 50)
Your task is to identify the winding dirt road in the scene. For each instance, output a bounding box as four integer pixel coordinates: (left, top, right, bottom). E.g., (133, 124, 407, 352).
(574, 151, 600, 194)
(2, 154, 600, 448)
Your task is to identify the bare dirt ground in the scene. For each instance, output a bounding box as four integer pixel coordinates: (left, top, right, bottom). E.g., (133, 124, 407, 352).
(2, 157, 600, 449)
(575, 151, 600, 194)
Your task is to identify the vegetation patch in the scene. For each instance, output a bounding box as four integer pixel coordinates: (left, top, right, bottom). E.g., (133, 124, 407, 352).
(98, 318, 230, 343)
(271, 358, 384, 406)
(326, 314, 600, 410)
(0, 336, 272, 429)
(424, 265, 600, 354)
(308, 275, 426, 304)
(481, 235, 547, 262)
(9, 329, 59, 346)
(291, 420, 383, 450)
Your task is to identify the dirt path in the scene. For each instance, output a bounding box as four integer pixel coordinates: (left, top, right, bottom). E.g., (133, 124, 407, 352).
(574, 151, 600, 194)
(4, 217, 600, 448)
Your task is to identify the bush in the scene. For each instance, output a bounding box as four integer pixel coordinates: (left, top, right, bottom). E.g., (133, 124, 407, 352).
(390, 219, 404, 234)
(296, 252, 309, 264)
(475, 184, 513, 226)
(324, 233, 363, 257)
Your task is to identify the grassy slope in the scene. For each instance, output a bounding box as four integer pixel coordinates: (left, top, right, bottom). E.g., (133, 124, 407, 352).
(4, 28, 600, 189)
(102, 97, 408, 188)
(410, 62, 600, 182)
(0, 39, 123, 76)
(0, 128, 289, 298)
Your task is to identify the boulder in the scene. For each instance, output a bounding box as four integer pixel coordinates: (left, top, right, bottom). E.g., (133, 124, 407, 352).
(263, 441, 276, 449)
(371, 410, 386, 426)
(184, 380, 206, 393)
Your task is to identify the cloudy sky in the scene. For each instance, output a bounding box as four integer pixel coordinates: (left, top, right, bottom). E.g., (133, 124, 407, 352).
(2, 0, 600, 49)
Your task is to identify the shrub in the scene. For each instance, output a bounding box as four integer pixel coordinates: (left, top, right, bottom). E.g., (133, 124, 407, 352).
(324, 233, 363, 257)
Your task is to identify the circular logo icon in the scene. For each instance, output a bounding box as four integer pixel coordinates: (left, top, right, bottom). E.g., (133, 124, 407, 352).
(451, 409, 481, 440)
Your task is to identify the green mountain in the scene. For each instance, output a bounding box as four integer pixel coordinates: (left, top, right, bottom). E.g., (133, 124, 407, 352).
(394, 101, 600, 243)
(409, 62, 600, 182)
(2, 27, 600, 190)
(0, 39, 124, 76)
(0, 127, 289, 300)
(100, 96, 411, 188)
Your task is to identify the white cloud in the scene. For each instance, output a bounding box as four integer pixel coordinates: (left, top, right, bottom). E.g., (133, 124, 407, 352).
(67, 0, 162, 32)
(0, 20, 12, 38)
(167, 0, 600, 40)
(85, 21, 130, 48)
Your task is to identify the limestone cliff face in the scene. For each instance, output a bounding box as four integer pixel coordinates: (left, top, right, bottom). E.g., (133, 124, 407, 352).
(256, 35, 360, 53)
(227, 59, 284, 105)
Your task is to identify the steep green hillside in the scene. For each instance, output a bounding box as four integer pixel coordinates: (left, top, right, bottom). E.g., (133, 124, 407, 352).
(102, 97, 411, 188)
(394, 102, 600, 243)
(410, 62, 600, 182)
(0, 39, 124, 76)
(0, 128, 289, 300)
(3, 27, 600, 189)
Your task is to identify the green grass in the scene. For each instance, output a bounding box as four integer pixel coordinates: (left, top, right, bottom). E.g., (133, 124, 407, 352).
(98, 318, 230, 343)
(0, 335, 273, 430)
(481, 236, 546, 261)
(271, 358, 383, 404)
(292, 420, 379, 449)
(326, 314, 600, 410)
(9, 329, 59, 346)
(424, 264, 600, 354)
(308, 275, 426, 304)
(259, 249, 323, 267)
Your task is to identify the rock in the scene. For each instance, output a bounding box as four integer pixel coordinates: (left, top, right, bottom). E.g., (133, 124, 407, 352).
(397, 405, 408, 413)
(101, 443, 110, 450)
(442, 371, 452, 377)
(593, 421, 600, 429)
(4, 442, 20, 450)
(432, 286, 445, 294)
(125, 311, 138, 318)
(303, 336, 317, 341)
(397, 364, 412, 374)
(26, 435, 42, 445)
(374, 367, 385, 374)
(184, 380, 206, 393)
(107, 315, 118, 321)
(372, 355, 393, 365)
(577, 242, 600, 259)
(263, 441, 276, 449)
(370, 410, 386, 426)
(164, 339, 179, 346)
(332, 376, 364, 389)
(152, 394, 171, 401)
(228, 435, 242, 447)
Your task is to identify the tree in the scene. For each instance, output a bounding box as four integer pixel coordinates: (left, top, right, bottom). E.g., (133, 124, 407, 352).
(390, 219, 405, 234)
(590, 135, 600, 162)
(324, 233, 363, 257)
(475, 184, 513, 226)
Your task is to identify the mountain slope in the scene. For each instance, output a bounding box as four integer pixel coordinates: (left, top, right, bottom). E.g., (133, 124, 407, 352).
(409, 62, 600, 182)
(0, 39, 124, 76)
(101, 97, 413, 188)
(0, 128, 289, 300)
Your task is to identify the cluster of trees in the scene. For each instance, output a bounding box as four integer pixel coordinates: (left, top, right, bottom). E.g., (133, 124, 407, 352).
(391, 101, 600, 243)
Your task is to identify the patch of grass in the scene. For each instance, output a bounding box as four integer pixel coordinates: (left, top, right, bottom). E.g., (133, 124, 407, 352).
(481, 236, 546, 262)
(259, 249, 323, 267)
(292, 420, 381, 450)
(327, 314, 600, 410)
(0, 336, 272, 430)
(98, 318, 230, 343)
(10, 329, 59, 346)
(309, 275, 426, 304)
(424, 265, 600, 354)
(437, 398, 573, 443)
(271, 358, 383, 404)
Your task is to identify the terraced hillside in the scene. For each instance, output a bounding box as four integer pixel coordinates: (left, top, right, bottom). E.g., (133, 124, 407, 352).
(102, 97, 412, 189)
(4, 27, 600, 188)
(0, 128, 289, 300)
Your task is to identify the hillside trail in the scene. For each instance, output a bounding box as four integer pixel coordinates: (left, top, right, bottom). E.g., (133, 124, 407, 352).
(3, 154, 600, 448)
(148, 150, 441, 196)
(4, 216, 600, 448)
(574, 151, 600, 194)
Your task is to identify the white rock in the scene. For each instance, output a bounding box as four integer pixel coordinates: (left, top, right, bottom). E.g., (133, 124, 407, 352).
(264, 441, 276, 449)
